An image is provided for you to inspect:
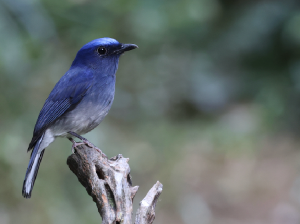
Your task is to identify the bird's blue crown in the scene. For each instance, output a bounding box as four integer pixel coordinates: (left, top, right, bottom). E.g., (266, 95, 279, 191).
(80, 38, 120, 51)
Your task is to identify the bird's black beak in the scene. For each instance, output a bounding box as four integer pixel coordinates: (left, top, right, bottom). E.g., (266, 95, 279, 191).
(115, 43, 138, 54)
(122, 43, 138, 52)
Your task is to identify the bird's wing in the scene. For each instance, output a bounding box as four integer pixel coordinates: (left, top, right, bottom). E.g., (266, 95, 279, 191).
(28, 70, 93, 151)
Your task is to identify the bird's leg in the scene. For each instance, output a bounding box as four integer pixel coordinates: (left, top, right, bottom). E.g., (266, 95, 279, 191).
(67, 131, 107, 158)
(68, 137, 85, 154)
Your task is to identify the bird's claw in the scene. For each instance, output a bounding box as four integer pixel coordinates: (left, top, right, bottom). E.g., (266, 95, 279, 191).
(68, 136, 107, 158)
(82, 140, 107, 159)
(82, 139, 94, 148)
(71, 141, 85, 154)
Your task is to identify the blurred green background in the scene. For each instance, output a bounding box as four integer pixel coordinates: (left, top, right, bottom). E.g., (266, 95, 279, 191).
(1, 0, 300, 223)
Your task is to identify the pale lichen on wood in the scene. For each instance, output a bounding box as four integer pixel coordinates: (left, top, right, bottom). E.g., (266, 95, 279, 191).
(67, 144, 163, 224)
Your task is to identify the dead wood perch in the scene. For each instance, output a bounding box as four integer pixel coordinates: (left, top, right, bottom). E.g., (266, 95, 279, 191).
(67, 144, 163, 224)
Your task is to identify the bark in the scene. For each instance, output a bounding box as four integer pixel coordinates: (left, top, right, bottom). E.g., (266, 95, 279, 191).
(67, 144, 163, 224)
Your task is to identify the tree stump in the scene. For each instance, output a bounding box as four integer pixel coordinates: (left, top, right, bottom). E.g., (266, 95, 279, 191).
(67, 144, 163, 224)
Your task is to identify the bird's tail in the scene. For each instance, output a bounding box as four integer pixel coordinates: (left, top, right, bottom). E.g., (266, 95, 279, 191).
(22, 134, 45, 198)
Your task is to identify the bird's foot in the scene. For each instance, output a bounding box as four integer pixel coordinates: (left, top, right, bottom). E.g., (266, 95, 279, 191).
(72, 142, 86, 153)
(68, 138, 85, 153)
(82, 139, 107, 159)
(67, 132, 107, 158)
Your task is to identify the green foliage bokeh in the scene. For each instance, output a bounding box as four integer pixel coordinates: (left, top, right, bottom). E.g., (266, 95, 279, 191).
(1, 0, 300, 223)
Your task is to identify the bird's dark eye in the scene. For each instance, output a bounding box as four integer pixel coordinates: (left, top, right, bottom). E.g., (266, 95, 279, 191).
(97, 46, 107, 55)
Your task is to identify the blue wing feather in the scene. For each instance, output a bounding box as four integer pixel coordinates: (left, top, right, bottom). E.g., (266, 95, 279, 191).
(28, 69, 93, 151)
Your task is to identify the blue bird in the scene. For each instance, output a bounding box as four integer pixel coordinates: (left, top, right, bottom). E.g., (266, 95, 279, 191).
(22, 37, 138, 198)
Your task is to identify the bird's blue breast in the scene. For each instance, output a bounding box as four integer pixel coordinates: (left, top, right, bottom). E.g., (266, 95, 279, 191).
(86, 74, 116, 110)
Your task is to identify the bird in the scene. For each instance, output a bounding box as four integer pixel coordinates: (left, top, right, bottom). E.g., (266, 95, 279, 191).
(22, 37, 138, 198)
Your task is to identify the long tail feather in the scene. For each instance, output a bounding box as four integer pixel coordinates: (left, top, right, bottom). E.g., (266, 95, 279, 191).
(22, 133, 45, 198)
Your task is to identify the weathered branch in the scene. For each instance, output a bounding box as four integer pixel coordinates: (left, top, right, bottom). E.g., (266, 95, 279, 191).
(67, 144, 163, 224)
(134, 181, 163, 224)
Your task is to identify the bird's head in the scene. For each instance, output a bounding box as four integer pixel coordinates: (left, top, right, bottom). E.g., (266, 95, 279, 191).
(71, 37, 138, 72)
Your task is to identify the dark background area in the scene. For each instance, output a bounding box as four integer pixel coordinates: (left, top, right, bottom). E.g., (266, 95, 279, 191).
(1, 0, 300, 223)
